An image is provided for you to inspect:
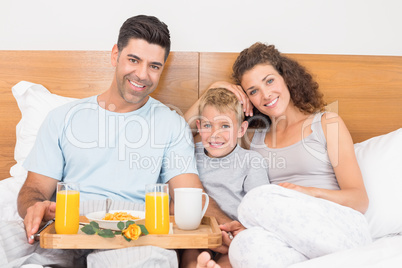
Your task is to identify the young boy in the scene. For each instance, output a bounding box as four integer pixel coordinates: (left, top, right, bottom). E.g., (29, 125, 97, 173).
(181, 87, 270, 267)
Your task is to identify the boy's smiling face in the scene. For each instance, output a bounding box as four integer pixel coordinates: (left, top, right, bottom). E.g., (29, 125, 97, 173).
(197, 105, 248, 158)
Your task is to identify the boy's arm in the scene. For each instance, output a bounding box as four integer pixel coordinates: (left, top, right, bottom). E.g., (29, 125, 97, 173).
(205, 198, 232, 224)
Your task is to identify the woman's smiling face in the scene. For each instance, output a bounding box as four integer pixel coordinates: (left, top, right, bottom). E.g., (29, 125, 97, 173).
(241, 64, 291, 118)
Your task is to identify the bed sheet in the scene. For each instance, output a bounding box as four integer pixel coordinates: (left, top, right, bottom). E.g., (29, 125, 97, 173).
(0, 176, 24, 221)
(289, 234, 402, 268)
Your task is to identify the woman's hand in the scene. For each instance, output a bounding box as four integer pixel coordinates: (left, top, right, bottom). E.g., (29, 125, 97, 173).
(278, 182, 315, 197)
(208, 81, 254, 117)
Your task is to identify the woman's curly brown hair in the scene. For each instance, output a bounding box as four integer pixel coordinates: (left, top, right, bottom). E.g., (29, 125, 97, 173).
(232, 42, 326, 128)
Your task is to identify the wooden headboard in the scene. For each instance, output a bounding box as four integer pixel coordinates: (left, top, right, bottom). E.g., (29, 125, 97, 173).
(0, 50, 401, 180)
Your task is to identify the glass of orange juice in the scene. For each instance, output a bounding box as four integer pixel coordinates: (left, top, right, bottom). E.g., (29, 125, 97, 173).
(55, 182, 80, 234)
(145, 183, 170, 234)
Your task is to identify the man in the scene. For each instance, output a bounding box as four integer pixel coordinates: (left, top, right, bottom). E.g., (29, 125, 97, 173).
(1, 15, 230, 267)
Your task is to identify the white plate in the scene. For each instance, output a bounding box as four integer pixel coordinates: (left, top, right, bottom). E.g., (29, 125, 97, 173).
(85, 210, 145, 231)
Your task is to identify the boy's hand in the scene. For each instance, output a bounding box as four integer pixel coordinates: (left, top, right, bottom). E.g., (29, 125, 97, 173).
(220, 220, 246, 237)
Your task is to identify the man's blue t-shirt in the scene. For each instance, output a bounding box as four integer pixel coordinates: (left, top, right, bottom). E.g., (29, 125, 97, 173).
(23, 95, 198, 203)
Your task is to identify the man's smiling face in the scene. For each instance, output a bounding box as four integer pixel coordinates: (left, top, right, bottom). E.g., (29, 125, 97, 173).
(112, 38, 165, 110)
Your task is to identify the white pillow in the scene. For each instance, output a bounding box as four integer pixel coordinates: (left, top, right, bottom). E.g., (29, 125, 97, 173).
(354, 128, 402, 239)
(10, 81, 77, 178)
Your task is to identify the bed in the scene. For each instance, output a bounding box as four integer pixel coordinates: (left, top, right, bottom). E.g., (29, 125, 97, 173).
(0, 50, 401, 267)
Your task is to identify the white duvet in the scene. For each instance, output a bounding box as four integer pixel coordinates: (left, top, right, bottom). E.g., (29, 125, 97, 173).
(290, 235, 402, 268)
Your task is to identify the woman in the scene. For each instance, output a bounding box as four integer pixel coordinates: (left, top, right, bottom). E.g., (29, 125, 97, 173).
(192, 42, 371, 268)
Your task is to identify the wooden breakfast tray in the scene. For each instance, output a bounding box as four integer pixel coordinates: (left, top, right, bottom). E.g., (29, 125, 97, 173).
(40, 216, 222, 249)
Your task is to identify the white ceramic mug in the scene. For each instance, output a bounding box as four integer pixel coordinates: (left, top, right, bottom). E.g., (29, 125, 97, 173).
(174, 188, 209, 230)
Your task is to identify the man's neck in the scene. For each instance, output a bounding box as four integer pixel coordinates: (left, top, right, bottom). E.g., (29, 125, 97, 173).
(97, 90, 149, 113)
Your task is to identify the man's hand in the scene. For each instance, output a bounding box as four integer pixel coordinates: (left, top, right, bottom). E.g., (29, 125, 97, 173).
(24, 200, 56, 244)
(212, 220, 246, 254)
(18, 172, 58, 244)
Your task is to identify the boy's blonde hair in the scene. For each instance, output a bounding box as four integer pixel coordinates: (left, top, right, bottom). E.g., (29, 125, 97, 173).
(198, 88, 244, 124)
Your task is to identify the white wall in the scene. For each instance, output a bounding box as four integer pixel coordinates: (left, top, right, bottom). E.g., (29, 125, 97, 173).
(1, 0, 401, 55)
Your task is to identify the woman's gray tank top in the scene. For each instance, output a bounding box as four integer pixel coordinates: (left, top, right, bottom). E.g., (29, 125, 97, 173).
(250, 112, 340, 190)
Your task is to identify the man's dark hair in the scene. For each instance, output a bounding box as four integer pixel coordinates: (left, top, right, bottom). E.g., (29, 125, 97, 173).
(117, 15, 171, 62)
